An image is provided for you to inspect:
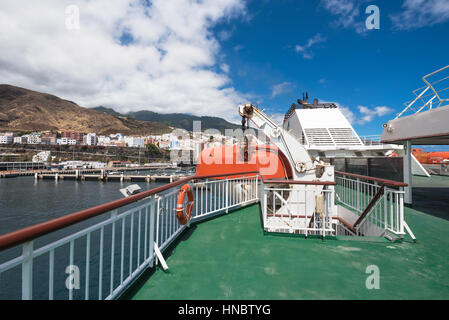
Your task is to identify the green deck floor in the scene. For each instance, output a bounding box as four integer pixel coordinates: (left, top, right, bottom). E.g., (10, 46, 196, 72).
(129, 200, 449, 300)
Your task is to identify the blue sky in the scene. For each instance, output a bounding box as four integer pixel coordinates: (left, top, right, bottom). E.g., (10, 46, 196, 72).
(1, 0, 448, 151)
(212, 0, 449, 139)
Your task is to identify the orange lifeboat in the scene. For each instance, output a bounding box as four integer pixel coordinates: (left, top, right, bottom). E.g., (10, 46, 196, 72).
(412, 148, 449, 164)
(195, 143, 292, 180)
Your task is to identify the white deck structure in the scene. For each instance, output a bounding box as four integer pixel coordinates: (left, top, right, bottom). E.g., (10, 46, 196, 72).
(381, 65, 449, 204)
(282, 99, 428, 178)
(284, 106, 400, 157)
(381, 65, 449, 145)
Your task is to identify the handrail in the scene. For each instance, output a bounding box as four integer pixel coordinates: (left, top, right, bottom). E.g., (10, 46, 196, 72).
(0, 171, 259, 251)
(262, 178, 336, 186)
(335, 171, 407, 188)
(396, 65, 449, 118)
(353, 185, 385, 229)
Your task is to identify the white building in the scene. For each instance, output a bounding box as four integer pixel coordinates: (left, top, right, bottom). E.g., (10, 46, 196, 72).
(110, 133, 124, 141)
(124, 136, 145, 148)
(161, 133, 171, 141)
(33, 151, 51, 163)
(68, 139, 78, 145)
(57, 138, 69, 145)
(85, 161, 106, 169)
(85, 133, 97, 146)
(27, 134, 41, 145)
(159, 140, 170, 149)
(97, 136, 111, 146)
(13, 136, 27, 144)
(59, 161, 84, 170)
(0, 135, 13, 144)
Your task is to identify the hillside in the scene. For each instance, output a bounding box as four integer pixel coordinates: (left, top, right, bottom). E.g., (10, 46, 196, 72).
(0, 85, 171, 135)
(94, 107, 241, 133)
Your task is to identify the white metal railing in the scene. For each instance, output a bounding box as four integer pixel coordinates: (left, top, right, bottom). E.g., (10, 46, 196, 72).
(356, 187, 405, 238)
(396, 65, 449, 119)
(336, 174, 381, 214)
(191, 175, 259, 222)
(359, 135, 382, 146)
(260, 180, 335, 237)
(0, 173, 259, 300)
(335, 172, 415, 240)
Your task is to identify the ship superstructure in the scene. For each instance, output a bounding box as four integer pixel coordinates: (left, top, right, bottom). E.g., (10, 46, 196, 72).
(283, 98, 396, 157)
(282, 95, 429, 178)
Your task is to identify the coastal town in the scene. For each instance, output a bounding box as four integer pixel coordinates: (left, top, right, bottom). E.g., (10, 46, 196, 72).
(0, 129, 231, 149)
(0, 128, 239, 172)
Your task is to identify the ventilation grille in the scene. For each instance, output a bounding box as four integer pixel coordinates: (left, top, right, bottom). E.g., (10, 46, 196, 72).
(304, 128, 334, 146)
(328, 128, 362, 145)
(304, 128, 362, 146)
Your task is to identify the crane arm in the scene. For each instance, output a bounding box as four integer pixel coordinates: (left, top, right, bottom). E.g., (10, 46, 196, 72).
(238, 104, 317, 180)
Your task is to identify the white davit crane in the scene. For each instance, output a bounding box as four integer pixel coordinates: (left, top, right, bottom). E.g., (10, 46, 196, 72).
(238, 103, 337, 233)
(238, 103, 334, 182)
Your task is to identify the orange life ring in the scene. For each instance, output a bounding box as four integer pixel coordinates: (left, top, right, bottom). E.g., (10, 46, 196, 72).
(176, 184, 194, 225)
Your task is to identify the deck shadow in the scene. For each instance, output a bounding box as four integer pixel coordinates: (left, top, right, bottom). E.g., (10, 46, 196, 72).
(412, 187, 449, 221)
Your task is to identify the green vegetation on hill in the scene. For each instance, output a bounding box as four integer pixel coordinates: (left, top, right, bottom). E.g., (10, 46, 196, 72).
(93, 107, 240, 133)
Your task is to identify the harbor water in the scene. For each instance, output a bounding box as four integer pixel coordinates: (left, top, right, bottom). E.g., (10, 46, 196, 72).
(0, 169, 192, 299)
(0, 174, 168, 235)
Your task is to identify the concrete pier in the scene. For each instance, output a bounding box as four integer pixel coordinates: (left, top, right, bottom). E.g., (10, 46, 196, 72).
(0, 165, 180, 179)
(37, 173, 183, 183)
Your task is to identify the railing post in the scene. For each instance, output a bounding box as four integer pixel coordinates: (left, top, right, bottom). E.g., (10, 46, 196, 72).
(21, 241, 34, 300)
(356, 178, 360, 211)
(149, 198, 155, 267)
(225, 176, 229, 213)
(399, 187, 405, 236)
(322, 203, 325, 239)
(242, 174, 245, 203)
(109, 210, 118, 297)
(255, 174, 259, 200)
(384, 188, 388, 231)
(263, 184, 267, 228)
(322, 188, 326, 239)
(155, 195, 160, 265)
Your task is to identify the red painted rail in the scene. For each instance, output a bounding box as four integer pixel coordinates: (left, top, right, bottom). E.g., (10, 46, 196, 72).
(0, 171, 259, 251)
(262, 178, 336, 186)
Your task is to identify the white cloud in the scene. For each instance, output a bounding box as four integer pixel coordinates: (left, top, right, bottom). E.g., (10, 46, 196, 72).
(233, 44, 244, 52)
(319, 0, 367, 34)
(336, 105, 356, 124)
(218, 28, 233, 41)
(295, 33, 326, 59)
(267, 113, 286, 126)
(332, 103, 393, 125)
(271, 82, 293, 98)
(390, 0, 449, 30)
(357, 105, 394, 124)
(220, 63, 230, 73)
(0, 0, 249, 122)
